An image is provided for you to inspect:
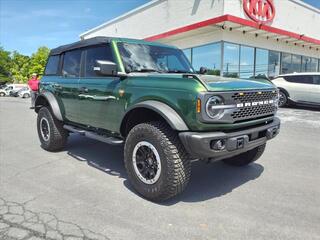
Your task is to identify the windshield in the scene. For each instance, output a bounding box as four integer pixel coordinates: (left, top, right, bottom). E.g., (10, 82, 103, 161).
(117, 42, 194, 74)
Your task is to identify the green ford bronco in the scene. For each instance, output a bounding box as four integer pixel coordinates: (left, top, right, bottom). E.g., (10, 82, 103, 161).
(35, 37, 280, 201)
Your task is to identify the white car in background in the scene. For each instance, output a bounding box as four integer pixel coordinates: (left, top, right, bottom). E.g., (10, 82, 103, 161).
(272, 72, 320, 107)
(0, 84, 27, 97)
(18, 87, 31, 98)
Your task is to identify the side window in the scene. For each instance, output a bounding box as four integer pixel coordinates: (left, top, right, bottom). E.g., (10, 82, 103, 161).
(62, 49, 82, 77)
(45, 55, 60, 75)
(285, 75, 313, 84)
(84, 45, 114, 77)
(313, 75, 320, 85)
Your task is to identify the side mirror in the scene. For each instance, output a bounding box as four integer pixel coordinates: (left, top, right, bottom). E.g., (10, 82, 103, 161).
(94, 60, 118, 76)
(199, 67, 207, 75)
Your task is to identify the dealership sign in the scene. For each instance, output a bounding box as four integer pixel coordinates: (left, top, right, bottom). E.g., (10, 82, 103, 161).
(243, 0, 275, 24)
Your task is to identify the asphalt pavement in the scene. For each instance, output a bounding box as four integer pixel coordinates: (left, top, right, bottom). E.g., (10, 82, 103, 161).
(0, 97, 320, 240)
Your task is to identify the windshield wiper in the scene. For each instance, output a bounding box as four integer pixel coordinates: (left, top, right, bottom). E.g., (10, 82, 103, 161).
(129, 68, 163, 73)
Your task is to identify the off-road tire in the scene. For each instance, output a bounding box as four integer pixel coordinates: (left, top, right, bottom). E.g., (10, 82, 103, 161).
(278, 90, 288, 107)
(223, 144, 266, 167)
(37, 106, 68, 152)
(124, 121, 191, 201)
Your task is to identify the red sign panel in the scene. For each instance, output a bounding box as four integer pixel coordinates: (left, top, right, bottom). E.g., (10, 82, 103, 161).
(243, 0, 275, 24)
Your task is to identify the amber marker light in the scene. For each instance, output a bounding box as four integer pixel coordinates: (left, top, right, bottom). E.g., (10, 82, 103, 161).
(196, 98, 201, 113)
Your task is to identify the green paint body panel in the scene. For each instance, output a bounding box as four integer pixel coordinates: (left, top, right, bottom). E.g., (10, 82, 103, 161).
(40, 38, 278, 136)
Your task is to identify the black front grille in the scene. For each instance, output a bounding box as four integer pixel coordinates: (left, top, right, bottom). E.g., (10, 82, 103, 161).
(232, 91, 278, 102)
(231, 91, 278, 121)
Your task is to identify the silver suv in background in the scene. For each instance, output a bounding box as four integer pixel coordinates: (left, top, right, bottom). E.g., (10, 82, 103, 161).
(272, 73, 320, 107)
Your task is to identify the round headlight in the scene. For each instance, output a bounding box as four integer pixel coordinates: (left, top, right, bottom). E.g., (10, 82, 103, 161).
(206, 96, 224, 119)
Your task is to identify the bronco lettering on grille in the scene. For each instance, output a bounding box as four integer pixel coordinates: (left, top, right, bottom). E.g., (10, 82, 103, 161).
(236, 99, 274, 108)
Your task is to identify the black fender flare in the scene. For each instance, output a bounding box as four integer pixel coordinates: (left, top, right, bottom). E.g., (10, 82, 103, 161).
(123, 100, 189, 131)
(35, 92, 63, 121)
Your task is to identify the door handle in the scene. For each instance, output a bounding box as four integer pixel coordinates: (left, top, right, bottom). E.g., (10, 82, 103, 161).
(79, 87, 88, 93)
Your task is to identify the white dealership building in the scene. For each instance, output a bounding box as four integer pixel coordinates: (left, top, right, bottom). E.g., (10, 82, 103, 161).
(80, 0, 320, 78)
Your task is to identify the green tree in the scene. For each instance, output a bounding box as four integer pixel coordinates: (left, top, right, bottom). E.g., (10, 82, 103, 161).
(10, 51, 30, 83)
(0, 46, 12, 83)
(28, 46, 50, 78)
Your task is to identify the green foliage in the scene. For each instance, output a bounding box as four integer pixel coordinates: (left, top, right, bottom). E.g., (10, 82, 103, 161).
(0, 46, 50, 83)
(0, 47, 12, 83)
(28, 46, 50, 78)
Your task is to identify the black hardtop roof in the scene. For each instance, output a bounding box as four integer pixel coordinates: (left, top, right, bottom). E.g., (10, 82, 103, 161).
(49, 36, 177, 56)
(50, 37, 112, 55)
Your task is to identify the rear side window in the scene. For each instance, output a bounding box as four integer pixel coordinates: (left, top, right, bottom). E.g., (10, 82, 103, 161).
(284, 75, 314, 84)
(84, 44, 114, 77)
(62, 49, 82, 77)
(45, 55, 60, 75)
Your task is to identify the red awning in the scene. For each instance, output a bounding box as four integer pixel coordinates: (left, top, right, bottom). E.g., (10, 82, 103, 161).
(145, 14, 320, 50)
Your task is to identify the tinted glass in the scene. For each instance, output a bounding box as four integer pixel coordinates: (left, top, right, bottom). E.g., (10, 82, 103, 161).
(285, 75, 313, 84)
(62, 49, 82, 77)
(268, 51, 280, 78)
(223, 43, 239, 78)
(312, 75, 320, 85)
(192, 42, 221, 76)
(45, 55, 60, 75)
(255, 48, 268, 78)
(85, 45, 114, 77)
(239, 45, 254, 78)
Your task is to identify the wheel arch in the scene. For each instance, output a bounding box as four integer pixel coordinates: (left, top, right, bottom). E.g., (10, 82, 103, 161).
(35, 92, 63, 121)
(120, 100, 189, 137)
(277, 87, 290, 97)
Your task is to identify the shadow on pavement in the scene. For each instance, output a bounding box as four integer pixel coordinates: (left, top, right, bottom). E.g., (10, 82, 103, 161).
(65, 134, 264, 204)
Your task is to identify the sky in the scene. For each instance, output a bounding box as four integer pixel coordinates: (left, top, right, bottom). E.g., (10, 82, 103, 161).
(0, 0, 319, 56)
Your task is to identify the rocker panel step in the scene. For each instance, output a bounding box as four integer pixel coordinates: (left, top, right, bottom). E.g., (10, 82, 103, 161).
(63, 125, 123, 145)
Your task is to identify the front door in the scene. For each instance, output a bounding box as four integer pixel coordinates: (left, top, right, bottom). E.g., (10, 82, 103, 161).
(77, 44, 123, 131)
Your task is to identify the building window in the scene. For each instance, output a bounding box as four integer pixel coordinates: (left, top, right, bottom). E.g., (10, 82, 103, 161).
(280, 53, 292, 74)
(183, 49, 192, 63)
(223, 42, 239, 78)
(238, 46, 254, 78)
(268, 51, 280, 78)
(310, 58, 318, 72)
(192, 42, 221, 75)
(255, 48, 268, 78)
(292, 54, 302, 73)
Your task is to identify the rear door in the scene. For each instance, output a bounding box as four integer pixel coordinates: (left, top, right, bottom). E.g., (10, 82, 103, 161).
(77, 44, 122, 131)
(284, 75, 315, 103)
(57, 49, 82, 122)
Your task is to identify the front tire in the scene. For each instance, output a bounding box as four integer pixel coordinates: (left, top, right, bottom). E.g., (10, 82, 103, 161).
(124, 122, 191, 201)
(0, 92, 5, 97)
(37, 107, 68, 151)
(278, 90, 288, 107)
(223, 144, 266, 167)
(23, 93, 30, 98)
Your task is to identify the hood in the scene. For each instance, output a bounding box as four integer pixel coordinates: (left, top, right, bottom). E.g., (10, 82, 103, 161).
(198, 75, 275, 91)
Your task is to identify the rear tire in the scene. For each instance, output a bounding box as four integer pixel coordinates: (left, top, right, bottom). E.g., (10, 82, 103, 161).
(223, 144, 266, 167)
(23, 93, 30, 98)
(124, 121, 191, 202)
(37, 106, 68, 152)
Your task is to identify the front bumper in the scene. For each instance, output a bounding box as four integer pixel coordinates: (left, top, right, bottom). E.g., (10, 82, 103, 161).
(179, 117, 280, 160)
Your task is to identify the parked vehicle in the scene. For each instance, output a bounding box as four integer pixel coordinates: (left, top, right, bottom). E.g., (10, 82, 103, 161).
(18, 87, 31, 98)
(272, 72, 320, 107)
(0, 84, 27, 97)
(35, 37, 280, 201)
